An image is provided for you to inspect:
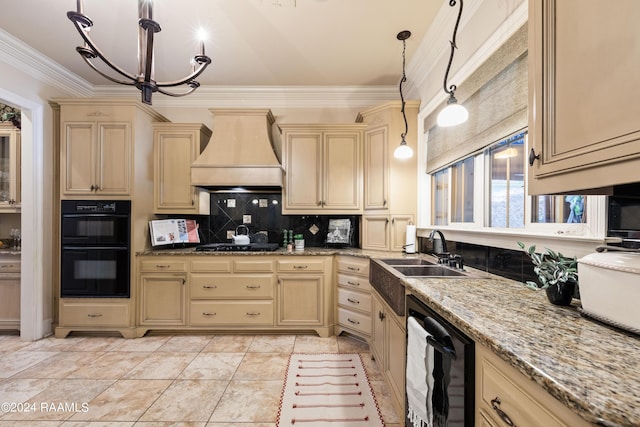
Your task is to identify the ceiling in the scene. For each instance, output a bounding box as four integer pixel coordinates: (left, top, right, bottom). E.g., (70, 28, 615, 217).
(0, 0, 442, 90)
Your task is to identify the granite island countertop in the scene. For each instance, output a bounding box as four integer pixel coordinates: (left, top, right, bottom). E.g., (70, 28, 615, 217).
(403, 274, 640, 427)
(136, 247, 640, 426)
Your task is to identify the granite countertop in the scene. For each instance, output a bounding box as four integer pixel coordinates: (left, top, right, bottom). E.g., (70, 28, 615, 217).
(136, 247, 640, 426)
(404, 273, 640, 427)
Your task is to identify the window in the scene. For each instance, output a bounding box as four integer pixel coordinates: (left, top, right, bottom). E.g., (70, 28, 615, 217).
(451, 157, 474, 222)
(432, 169, 448, 225)
(488, 131, 526, 228)
(428, 129, 597, 236)
(532, 195, 586, 223)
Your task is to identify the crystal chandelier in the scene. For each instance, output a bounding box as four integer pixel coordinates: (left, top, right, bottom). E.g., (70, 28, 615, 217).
(67, 0, 212, 105)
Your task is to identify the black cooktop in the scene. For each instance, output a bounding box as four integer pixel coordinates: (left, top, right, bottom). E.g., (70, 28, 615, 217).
(195, 243, 281, 252)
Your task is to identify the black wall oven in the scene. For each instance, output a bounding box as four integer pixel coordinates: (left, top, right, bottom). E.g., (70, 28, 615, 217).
(61, 200, 131, 298)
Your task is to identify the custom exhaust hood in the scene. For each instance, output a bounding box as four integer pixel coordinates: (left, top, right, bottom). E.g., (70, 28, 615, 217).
(191, 108, 283, 188)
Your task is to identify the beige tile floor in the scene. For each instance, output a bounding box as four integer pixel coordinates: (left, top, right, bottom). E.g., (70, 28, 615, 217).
(0, 333, 402, 426)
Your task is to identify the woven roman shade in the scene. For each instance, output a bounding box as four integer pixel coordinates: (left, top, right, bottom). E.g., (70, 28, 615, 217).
(425, 24, 528, 174)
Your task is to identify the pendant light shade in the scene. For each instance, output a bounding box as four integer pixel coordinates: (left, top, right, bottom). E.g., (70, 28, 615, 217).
(438, 0, 468, 127)
(437, 93, 469, 127)
(394, 30, 413, 159)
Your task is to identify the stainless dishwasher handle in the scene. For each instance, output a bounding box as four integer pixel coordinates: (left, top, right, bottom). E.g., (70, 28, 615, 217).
(491, 397, 516, 427)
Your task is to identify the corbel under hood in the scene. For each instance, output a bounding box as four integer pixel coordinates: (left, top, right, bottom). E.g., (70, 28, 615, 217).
(191, 108, 283, 187)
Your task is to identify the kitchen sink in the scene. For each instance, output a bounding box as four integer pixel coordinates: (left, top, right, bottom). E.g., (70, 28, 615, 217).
(370, 256, 476, 316)
(377, 258, 435, 266)
(392, 265, 466, 277)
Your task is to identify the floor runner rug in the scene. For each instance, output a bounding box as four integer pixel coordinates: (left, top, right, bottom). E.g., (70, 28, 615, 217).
(277, 353, 385, 426)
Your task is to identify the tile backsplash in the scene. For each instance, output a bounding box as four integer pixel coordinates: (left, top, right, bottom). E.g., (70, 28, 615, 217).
(157, 192, 359, 248)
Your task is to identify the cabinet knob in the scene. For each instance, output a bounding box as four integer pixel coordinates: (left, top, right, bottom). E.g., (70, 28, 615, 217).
(491, 397, 516, 427)
(528, 148, 540, 166)
(378, 310, 385, 321)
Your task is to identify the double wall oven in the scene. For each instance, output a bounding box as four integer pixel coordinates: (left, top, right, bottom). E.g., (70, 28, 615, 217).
(61, 200, 131, 298)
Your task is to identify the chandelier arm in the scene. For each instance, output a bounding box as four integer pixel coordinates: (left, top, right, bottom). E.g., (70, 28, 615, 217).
(156, 83, 200, 97)
(442, 0, 464, 96)
(79, 55, 137, 86)
(68, 15, 138, 83)
(155, 57, 212, 88)
(399, 39, 408, 141)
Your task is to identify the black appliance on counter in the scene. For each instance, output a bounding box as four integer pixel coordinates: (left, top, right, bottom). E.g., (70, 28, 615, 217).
(608, 183, 640, 249)
(195, 242, 280, 252)
(61, 200, 131, 297)
(406, 294, 475, 427)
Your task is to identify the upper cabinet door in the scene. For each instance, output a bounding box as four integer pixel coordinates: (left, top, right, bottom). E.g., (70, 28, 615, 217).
(282, 130, 323, 211)
(0, 124, 21, 211)
(323, 130, 362, 211)
(528, 0, 640, 194)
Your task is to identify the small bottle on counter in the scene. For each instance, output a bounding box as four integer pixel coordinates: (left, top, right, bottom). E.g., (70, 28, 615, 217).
(287, 243, 293, 252)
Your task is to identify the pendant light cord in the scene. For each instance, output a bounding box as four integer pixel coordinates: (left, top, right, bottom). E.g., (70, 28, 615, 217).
(399, 36, 408, 142)
(442, 0, 464, 96)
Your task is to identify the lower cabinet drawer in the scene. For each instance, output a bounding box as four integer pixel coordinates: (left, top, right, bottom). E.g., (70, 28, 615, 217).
(60, 302, 130, 327)
(190, 301, 274, 326)
(337, 273, 372, 291)
(190, 275, 274, 299)
(337, 307, 371, 336)
(337, 287, 372, 313)
(477, 346, 590, 427)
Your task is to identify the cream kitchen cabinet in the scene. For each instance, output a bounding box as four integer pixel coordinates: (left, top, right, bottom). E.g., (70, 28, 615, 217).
(528, 0, 640, 194)
(0, 254, 20, 331)
(361, 214, 414, 252)
(476, 344, 592, 427)
(371, 288, 406, 417)
(335, 256, 372, 340)
(57, 99, 166, 198)
(153, 123, 212, 214)
(357, 101, 418, 250)
(138, 258, 188, 328)
(280, 124, 366, 214)
(189, 258, 275, 327)
(0, 123, 20, 211)
(276, 257, 331, 336)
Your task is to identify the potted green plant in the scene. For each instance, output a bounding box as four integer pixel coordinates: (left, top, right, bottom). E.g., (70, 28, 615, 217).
(517, 242, 578, 306)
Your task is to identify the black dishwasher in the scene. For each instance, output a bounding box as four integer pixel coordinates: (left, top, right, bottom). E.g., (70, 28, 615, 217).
(405, 294, 475, 427)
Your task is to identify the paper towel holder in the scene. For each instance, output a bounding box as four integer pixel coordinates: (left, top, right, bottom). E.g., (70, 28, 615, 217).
(404, 221, 417, 254)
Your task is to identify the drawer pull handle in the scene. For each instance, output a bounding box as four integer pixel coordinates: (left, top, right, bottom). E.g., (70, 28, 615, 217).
(87, 313, 102, 318)
(202, 285, 217, 289)
(0, 264, 15, 268)
(346, 281, 360, 287)
(202, 312, 216, 316)
(491, 397, 516, 427)
(347, 298, 360, 304)
(246, 312, 260, 317)
(246, 285, 261, 289)
(347, 318, 360, 325)
(155, 264, 171, 268)
(293, 265, 308, 269)
(347, 266, 360, 272)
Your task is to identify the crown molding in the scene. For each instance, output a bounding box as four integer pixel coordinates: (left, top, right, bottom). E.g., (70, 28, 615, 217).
(0, 28, 93, 97)
(92, 84, 399, 109)
(0, 28, 399, 109)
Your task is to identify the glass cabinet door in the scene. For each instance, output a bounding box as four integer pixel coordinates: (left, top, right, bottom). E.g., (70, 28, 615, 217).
(0, 124, 20, 210)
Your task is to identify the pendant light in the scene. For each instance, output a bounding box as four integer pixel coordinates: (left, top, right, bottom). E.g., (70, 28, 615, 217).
(437, 0, 468, 127)
(394, 30, 413, 160)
